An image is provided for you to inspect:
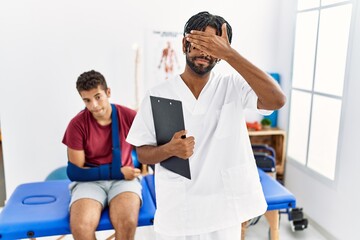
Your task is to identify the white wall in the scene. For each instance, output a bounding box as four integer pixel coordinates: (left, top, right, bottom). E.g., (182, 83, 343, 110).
(277, 1, 360, 239)
(0, 0, 281, 197)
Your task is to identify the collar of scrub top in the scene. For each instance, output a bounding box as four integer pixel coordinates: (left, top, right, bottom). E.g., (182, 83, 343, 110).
(111, 104, 122, 177)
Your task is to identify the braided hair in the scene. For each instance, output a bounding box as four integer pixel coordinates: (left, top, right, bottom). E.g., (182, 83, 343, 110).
(183, 11, 233, 51)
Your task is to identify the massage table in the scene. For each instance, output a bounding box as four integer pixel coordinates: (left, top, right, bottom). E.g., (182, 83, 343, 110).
(255, 168, 296, 240)
(0, 168, 295, 240)
(0, 178, 156, 240)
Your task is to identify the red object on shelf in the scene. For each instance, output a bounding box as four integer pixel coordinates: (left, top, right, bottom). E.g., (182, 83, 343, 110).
(246, 121, 262, 131)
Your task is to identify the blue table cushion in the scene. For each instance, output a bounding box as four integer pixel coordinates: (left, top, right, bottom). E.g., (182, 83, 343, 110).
(0, 178, 155, 240)
(257, 169, 296, 210)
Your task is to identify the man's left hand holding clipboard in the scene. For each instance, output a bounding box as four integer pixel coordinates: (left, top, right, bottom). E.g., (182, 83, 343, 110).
(150, 96, 193, 179)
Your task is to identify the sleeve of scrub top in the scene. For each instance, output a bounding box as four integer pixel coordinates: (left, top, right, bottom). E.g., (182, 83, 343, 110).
(126, 92, 158, 147)
(233, 74, 273, 116)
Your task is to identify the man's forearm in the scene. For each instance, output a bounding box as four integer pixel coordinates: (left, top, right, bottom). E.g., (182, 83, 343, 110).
(136, 144, 173, 165)
(226, 49, 286, 110)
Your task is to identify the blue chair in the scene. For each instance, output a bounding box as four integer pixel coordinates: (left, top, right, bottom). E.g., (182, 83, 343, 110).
(252, 144, 276, 173)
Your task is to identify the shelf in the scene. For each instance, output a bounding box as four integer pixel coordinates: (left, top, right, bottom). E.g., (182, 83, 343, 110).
(248, 128, 287, 182)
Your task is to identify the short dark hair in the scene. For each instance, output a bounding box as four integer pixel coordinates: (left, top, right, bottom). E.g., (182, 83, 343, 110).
(183, 11, 233, 51)
(76, 70, 108, 93)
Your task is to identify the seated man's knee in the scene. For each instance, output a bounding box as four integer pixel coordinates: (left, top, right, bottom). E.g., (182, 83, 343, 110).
(112, 211, 137, 236)
(70, 215, 99, 233)
(117, 215, 138, 232)
(112, 217, 137, 240)
(70, 200, 102, 233)
(126, 215, 138, 228)
(110, 192, 140, 233)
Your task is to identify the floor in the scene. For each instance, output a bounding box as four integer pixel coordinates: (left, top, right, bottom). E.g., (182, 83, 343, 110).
(10, 212, 328, 240)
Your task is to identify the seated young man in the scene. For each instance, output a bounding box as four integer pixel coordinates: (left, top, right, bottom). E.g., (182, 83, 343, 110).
(62, 70, 142, 240)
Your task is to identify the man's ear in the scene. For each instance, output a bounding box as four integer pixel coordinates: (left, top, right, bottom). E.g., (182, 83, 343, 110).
(106, 88, 111, 97)
(182, 37, 187, 54)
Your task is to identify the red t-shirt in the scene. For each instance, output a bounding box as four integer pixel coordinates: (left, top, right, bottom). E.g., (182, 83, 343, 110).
(62, 104, 136, 166)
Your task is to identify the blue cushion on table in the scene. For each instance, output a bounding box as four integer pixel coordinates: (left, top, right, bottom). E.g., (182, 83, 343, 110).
(0, 178, 155, 240)
(258, 168, 296, 210)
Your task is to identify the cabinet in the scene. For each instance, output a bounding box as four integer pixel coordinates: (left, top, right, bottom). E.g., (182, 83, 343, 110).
(248, 128, 287, 182)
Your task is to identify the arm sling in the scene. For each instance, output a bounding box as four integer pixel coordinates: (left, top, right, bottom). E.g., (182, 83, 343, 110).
(66, 104, 124, 181)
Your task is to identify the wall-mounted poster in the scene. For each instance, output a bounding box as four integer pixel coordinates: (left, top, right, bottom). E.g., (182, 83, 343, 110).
(145, 30, 185, 90)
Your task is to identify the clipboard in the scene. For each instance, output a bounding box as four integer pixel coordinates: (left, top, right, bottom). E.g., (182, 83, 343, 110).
(150, 96, 191, 179)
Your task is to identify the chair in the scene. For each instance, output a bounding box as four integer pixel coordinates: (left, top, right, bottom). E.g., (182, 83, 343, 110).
(252, 144, 276, 174)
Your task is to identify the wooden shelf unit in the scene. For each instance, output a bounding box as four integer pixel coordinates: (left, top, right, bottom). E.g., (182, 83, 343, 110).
(248, 128, 287, 182)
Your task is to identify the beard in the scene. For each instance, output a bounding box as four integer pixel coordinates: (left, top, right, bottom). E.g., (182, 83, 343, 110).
(186, 55, 216, 76)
